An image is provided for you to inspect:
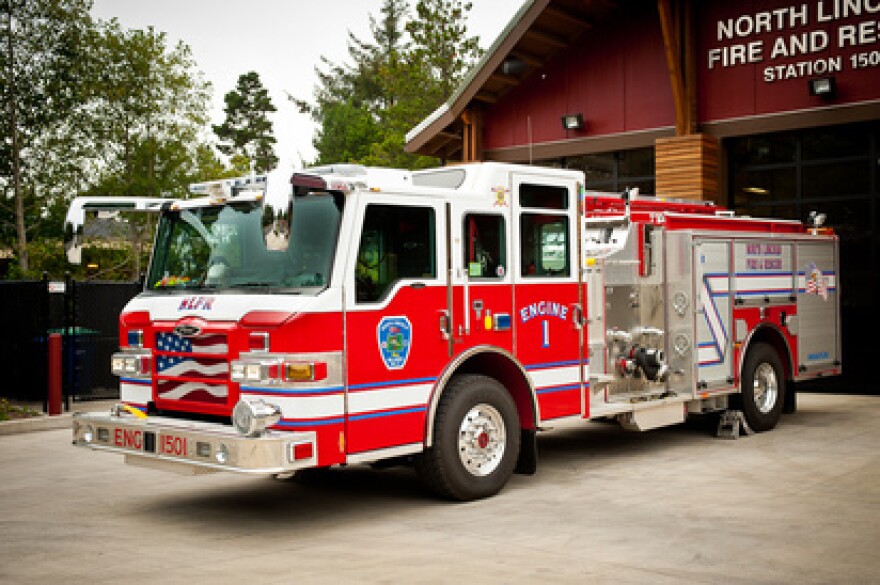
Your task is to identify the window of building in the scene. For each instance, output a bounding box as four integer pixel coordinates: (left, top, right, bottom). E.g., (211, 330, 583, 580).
(562, 147, 656, 194)
(355, 204, 436, 302)
(464, 214, 506, 278)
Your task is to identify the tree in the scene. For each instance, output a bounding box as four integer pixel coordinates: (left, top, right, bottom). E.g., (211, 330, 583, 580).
(213, 71, 278, 173)
(78, 20, 214, 279)
(406, 0, 481, 99)
(83, 20, 213, 197)
(296, 0, 482, 169)
(1, 0, 93, 273)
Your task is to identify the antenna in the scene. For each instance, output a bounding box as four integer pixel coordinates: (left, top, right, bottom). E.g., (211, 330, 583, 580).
(527, 115, 533, 165)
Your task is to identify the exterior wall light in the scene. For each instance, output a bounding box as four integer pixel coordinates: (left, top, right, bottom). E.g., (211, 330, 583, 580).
(561, 113, 585, 130)
(808, 77, 836, 98)
(502, 57, 525, 77)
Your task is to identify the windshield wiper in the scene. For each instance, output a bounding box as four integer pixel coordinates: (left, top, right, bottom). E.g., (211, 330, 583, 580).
(233, 281, 276, 288)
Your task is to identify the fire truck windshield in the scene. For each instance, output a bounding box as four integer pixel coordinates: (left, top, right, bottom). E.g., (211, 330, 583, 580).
(146, 194, 342, 293)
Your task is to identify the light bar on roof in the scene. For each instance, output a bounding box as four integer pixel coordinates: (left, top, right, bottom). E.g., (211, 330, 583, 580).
(188, 174, 268, 198)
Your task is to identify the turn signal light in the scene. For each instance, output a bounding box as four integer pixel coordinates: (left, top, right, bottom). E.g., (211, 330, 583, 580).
(284, 362, 328, 382)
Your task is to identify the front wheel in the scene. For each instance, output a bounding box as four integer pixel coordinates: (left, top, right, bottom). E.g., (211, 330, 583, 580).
(416, 374, 520, 501)
(736, 342, 786, 432)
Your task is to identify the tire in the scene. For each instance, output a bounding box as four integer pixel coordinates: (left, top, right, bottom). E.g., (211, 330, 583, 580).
(416, 374, 520, 501)
(735, 342, 785, 432)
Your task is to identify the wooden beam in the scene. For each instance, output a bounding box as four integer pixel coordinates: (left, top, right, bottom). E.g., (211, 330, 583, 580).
(489, 72, 519, 86)
(544, 5, 592, 30)
(683, 0, 697, 134)
(475, 91, 499, 104)
(508, 50, 543, 68)
(461, 108, 483, 162)
(523, 28, 568, 49)
(657, 0, 687, 136)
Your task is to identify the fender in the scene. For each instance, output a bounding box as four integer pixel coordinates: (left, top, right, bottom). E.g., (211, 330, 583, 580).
(738, 321, 795, 382)
(423, 345, 539, 448)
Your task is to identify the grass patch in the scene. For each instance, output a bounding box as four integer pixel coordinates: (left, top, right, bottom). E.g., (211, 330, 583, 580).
(0, 398, 41, 421)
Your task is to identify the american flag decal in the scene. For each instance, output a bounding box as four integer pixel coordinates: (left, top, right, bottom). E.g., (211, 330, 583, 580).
(155, 331, 229, 404)
(156, 332, 227, 354)
(805, 262, 829, 300)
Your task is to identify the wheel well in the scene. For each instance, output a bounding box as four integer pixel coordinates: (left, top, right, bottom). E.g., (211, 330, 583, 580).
(427, 349, 536, 450)
(743, 325, 793, 381)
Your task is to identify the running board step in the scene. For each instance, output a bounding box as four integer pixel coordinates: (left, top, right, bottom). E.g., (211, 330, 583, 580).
(618, 402, 685, 431)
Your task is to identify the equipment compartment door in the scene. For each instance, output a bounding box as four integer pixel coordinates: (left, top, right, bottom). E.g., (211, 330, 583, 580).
(694, 239, 733, 389)
(344, 197, 449, 457)
(796, 241, 841, 374)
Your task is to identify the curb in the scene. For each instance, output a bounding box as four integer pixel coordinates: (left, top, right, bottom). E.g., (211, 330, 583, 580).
(0, 401, 118, 436)
(0, 413, 74, 436)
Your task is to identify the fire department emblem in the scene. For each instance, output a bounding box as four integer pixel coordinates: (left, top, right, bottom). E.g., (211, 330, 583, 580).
(491, 186, 509, 207)
(377, 316, 412, 370)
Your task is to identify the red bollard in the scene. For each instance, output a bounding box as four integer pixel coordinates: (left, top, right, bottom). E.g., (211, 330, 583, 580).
(48, 333, 62, 416)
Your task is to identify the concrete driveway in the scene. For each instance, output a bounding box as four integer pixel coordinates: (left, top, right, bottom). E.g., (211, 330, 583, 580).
(0, 393, 877, 584)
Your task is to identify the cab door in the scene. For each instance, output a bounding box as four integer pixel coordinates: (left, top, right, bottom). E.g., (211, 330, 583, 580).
(343, 195, 449, 457)
(453, 202, 514, 354)
(511, 175, 584, 423)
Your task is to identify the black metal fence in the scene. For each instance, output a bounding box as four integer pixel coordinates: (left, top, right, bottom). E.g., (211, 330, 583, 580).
(0, 279, 53, 402)
(0, 276, 140, 404)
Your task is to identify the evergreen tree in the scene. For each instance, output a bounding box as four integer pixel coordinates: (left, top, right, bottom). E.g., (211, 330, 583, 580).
(406, 0, 481, 98)
(213, 71, 278, 173)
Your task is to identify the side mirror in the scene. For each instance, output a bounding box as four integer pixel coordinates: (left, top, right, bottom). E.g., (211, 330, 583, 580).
(62, 197, 169, 264)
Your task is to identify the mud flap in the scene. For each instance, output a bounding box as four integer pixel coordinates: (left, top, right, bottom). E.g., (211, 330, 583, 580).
(783, 386, 797, 414)
(515, 429, 537, 475)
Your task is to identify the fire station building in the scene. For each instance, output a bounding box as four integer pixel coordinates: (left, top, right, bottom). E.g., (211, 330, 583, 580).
(405, 0, 880, 390)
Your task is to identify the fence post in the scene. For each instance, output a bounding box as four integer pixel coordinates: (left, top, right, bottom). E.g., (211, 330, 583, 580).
(48, 333, 62, 416)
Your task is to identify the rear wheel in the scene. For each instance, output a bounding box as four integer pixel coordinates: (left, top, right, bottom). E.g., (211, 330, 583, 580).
(736, 342, 785, 432)
(416, 374, 520, 501)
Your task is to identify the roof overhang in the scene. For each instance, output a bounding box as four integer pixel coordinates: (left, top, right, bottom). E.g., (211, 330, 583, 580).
(405, 0, 617, 159)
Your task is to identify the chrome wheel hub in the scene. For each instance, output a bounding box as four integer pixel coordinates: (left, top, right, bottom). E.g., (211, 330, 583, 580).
(753, 362, 779, 414)
(458, 403, 506, 476)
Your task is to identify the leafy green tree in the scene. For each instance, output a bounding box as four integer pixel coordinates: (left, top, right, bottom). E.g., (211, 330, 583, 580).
(1, 0, 93, 273)
(296, 0, 481, 169)
(82, 20, 212, 197)
(77, 20, 213, 279)
(213, 71, 278, 173)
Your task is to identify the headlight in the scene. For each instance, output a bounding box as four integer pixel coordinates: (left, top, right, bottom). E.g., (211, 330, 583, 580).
(110, 350, 152, 378)
(232, 398, 281, 437)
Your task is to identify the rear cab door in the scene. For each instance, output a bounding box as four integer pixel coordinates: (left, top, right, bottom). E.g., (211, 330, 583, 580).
(511, 173, 585, 423)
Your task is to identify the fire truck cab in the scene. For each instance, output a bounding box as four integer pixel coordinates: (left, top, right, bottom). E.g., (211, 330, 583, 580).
(69, 162, 841, 500)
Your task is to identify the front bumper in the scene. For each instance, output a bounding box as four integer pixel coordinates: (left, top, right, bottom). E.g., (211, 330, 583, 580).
(72, 409, 317, 475)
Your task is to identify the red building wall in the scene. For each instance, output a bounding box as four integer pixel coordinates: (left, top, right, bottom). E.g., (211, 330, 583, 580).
(483, 2, 674, 150)
(698, 0, 880, 122)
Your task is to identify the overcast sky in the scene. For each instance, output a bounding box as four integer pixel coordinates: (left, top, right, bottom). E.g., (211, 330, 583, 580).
(90, 0, 526, 171)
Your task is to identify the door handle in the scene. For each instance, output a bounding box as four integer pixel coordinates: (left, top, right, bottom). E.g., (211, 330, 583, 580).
(438, 310, 451, 340)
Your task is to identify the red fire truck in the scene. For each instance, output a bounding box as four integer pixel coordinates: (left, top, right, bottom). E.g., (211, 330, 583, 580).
(67, 162, 840, 500)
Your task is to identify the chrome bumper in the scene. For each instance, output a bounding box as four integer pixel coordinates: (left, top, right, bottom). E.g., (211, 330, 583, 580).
(72, 410, 317, 475)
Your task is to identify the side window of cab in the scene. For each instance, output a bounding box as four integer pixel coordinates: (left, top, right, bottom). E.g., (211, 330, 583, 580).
(356, 204, 436, 302)
(464, 214, 506, 278)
